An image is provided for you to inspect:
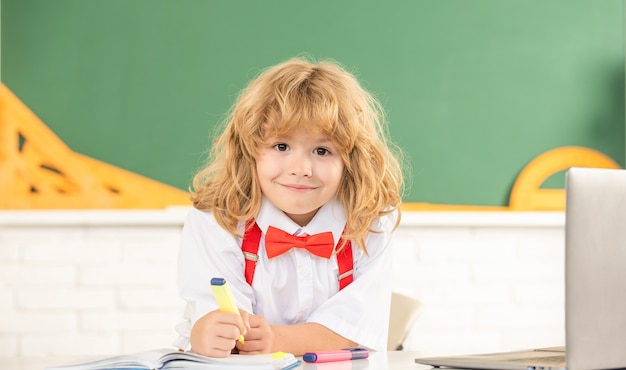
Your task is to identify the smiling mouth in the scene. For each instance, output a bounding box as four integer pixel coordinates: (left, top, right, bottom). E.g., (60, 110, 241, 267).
(281, 183, 316, 191)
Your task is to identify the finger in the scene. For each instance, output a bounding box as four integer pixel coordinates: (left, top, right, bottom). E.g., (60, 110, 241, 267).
(249, 314, 269, 330)
(214, 311, 247, 340)
(240, 327, 263, 341)
(210, 336, 238, 352)
(215, 311, 244, 326)
(214, 323, 244, 343)
(236, 338, 270, 355)
(235, 338, 261, 353)
(239, 309, 251, 334)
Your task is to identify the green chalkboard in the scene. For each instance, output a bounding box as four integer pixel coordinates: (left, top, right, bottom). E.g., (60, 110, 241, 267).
(3, 0, 624, 206)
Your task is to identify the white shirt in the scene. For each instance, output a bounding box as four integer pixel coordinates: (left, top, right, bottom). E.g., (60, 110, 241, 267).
(174, 197, 396, 351)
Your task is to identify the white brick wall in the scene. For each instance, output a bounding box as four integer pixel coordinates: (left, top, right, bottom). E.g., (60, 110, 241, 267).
(393, 212, 565, 356)
(0, 208, 565, 367)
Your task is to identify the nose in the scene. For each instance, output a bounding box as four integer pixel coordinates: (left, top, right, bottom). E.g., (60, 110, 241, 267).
(289, 152, 312, 177)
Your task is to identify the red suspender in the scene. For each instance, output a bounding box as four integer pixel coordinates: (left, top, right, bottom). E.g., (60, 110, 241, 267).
(241, 221, 354, 290)
(336, 241, 354, 290)
(242, 221, 262, 285)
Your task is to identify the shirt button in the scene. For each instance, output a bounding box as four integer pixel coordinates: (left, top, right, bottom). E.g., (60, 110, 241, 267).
(300, 267, 311, 278)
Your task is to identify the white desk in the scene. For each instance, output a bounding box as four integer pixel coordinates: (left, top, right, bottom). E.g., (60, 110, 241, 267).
(12, 351, 434, 370)
(300, 351, 433, 369)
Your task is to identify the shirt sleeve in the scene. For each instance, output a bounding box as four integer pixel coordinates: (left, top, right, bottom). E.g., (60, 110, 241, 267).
(306, 211, 397, 351)
(173, 208, 254, 350)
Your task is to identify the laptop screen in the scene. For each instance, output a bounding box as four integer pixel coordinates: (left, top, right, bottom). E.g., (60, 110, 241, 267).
(564, 167, 626, 370)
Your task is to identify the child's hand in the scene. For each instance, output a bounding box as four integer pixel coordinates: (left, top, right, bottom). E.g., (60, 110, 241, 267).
(236, 314, 274, 355)
(190, 309, 248, 358)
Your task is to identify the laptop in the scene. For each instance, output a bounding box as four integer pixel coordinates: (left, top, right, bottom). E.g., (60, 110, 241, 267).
(415, 167, 626, 370)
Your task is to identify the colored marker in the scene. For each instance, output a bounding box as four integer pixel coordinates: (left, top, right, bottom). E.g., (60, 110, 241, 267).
(303, 348, 369, 363)
(210, 277, 244, 344)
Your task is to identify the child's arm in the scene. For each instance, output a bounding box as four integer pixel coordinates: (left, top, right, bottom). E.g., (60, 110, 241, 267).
(236, 315, 356, 356)
(176, 209, 256, 352)
(271, 322, 357, 355)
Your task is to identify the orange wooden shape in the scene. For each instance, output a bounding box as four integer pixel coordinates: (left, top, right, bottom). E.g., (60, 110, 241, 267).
(0, 83, 190, 209)
(508, 146, 620, 210)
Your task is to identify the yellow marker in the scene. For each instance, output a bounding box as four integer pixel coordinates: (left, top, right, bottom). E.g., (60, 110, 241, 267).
(210, 277, 245, 344)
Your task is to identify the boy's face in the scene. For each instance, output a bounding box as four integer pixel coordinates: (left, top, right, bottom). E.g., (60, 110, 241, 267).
(256, 127, 344, 226)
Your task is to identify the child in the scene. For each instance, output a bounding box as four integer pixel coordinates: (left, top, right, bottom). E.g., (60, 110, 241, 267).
(174, 56, 404, 357)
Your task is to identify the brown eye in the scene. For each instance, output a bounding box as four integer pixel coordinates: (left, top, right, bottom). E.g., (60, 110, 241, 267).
(274, 143, 288, 151)
(315, 148, 330, 156)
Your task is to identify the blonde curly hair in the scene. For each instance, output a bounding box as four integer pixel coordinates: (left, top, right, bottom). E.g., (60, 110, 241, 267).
(191, 56, 404, 251)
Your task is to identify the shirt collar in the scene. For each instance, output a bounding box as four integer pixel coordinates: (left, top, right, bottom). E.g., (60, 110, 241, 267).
(255, 196, 347, 247)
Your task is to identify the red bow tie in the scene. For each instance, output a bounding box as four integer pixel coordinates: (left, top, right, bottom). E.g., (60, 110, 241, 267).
(265, 226, 335, 259)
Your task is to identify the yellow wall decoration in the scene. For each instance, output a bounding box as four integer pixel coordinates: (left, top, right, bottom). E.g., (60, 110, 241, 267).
(0, 83, 190, 209)
(508, 146, 621, 210)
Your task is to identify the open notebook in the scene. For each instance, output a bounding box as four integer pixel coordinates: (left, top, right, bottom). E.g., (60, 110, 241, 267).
(415, 167, 626, 370)
(45, 348, 301, 370)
